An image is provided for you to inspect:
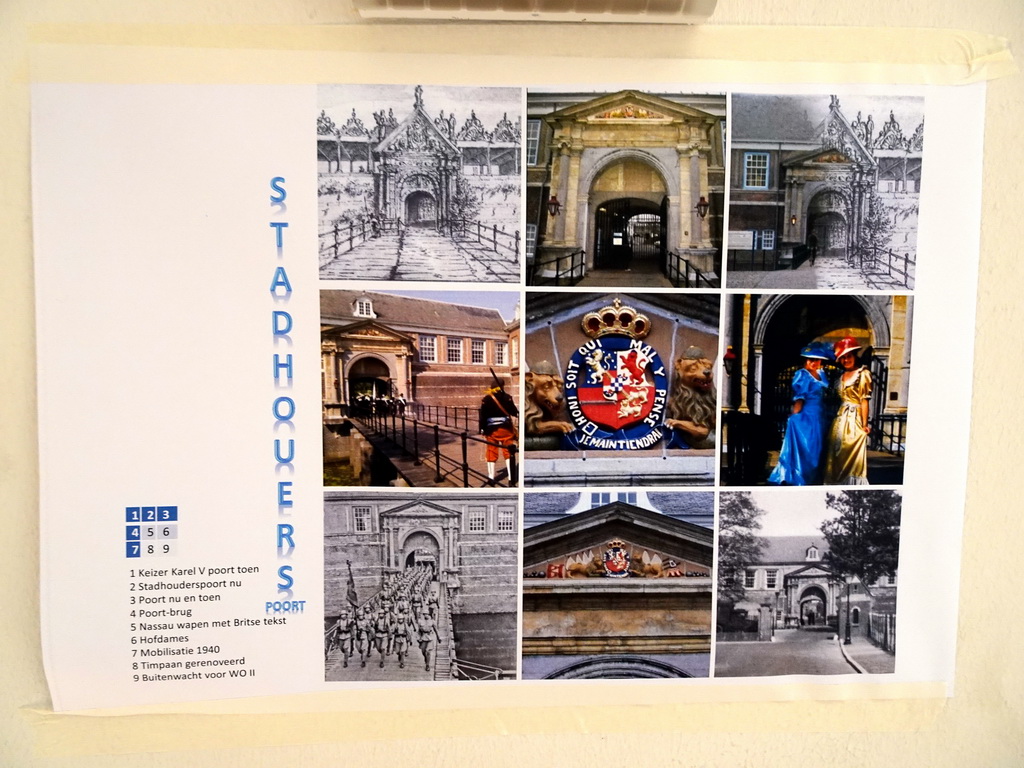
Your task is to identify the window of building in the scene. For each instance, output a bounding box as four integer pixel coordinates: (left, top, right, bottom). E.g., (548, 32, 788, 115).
(419, 335, 436, 363)
(468, 507, 486, 532)
(447, 337, 463, 364)
(353, 506, 371, 533)
(806, 546, 819, 561)
(886, 574, 897, 585)
(495, 342, 508, 367)
(354, 298, 374, 317)
(851, 607, 861, 625)
(497, 507, 515, 532)
(617, 492, 637, 504)
(744, 570, 756, 589)
(525, 223, 538, 262)
(526, 120, 541, 166)
(743, 152, 769, 188)
(591, 492, 611, 506)
(765, 569, 778, 589)
(471, 339, 486, 365)
(757, 229, 776, 250)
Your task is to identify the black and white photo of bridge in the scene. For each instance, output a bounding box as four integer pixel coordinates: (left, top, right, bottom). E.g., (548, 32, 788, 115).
(317, 84, 522, 283)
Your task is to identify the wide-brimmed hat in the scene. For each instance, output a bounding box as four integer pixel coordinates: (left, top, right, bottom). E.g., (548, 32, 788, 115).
(832, 336, 862, 360)
(800, 341, 834, 361)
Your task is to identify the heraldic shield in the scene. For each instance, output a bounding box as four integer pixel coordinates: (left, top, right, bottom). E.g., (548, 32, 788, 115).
(577, 335, 656, 431)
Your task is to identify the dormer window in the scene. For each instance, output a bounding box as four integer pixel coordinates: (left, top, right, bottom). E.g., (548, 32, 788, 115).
(806, 546, 819, 561)
(354, 298, 374, 318)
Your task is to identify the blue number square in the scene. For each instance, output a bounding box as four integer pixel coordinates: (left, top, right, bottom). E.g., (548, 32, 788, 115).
(126, 525, 140, 540)
(126, 542, 141, 558)
(158, 506, 178, 521)
(126, 507, 141, 522)
(141, 507, 157, 522)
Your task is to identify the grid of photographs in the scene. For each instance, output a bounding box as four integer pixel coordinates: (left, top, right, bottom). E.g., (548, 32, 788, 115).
(319, 84, 915, 683)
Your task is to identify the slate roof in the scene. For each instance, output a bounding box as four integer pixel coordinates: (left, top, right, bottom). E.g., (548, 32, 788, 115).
(757, 535, 829, 565)
(321, 290, 507, 334)
(731, 94, 822, 144)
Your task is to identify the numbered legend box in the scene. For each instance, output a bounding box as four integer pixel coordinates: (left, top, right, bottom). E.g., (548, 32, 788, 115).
(125, 506, 178, 558)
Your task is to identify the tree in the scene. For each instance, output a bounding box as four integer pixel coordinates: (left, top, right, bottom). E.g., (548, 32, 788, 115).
(717, 492, 766, 605)
(820, 490, 901, 584)
(861, 189, 893, 254)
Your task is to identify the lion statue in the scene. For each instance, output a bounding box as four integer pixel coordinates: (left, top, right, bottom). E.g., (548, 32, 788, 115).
(524, 361, 574, 447)
(665, 346, 717, 449)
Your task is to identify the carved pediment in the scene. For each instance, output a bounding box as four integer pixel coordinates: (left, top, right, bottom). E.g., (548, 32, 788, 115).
(322, 320, 414, 346)
(377, 110, 459, 156)
(546, 90, 717, 125)
(523, 501, 713, 579)
(592, 103, 670, 121)
(525, 536, 709, 580)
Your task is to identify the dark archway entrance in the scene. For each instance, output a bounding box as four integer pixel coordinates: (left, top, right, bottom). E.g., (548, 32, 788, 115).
(348, 356, 392, 410)
(799, 586, 828, 627)
(401, 530, 440, 573)
(760, 295, 871, 448)
(405, 191, 437, 226)
(593, 197, 665, 270)
(807, 189, 851, 259)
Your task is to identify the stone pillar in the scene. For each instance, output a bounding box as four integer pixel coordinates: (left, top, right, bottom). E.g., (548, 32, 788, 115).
(552, 142, 571, 243)
(794, 181, 806, 242)
(676, 146, 691, 250)
(753, 345, 764, 415)
(739, 295, 752, 414)
(562, 145, 583, 248)
(783, 179, 794, 240)
(666, 195, 680, 258)
(689, 147, 702, 248)
(758, 604, 773, 641)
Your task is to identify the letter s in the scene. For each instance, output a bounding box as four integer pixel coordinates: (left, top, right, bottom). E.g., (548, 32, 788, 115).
(270, 177, 287, 204)
(277, 565, 293, 590)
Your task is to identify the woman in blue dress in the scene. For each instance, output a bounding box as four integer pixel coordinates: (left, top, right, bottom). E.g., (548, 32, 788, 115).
(768, 341, 833, 486)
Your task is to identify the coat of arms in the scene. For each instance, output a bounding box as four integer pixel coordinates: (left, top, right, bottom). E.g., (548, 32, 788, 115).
(563, 299, 670, 449)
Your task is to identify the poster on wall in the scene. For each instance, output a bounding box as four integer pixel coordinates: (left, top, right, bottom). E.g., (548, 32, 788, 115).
(32, 76, 984, 710)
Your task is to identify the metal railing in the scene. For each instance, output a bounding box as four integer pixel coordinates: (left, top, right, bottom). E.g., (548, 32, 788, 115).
(356, 409, 517, 488)
(868, 612, 896, 654)
(528, 248, 586, 286)
(727, 248, 782, 271)
(665, 250, 717, 287)
(448, 219, 520, 257)
(408, 403, 476, 431)
(870, 413, 907, 455)
(853, 245, 916, 289)
(452, 658, 510, 680)
(318, 217, 402, 264)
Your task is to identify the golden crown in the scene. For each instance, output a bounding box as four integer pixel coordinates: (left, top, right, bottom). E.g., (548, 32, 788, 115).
(581, 298, 651, 340)
(607, 538, 628, 550)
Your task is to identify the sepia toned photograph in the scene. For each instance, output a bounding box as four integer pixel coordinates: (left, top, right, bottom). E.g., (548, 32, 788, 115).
(317, 84, 523, 283)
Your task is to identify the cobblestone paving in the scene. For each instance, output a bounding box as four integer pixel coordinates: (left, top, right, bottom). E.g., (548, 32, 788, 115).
(320, 227, 519, 283)
(726, 252, 909, 291)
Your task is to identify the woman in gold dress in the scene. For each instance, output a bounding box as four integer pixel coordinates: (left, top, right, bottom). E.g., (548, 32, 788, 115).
(824, 336, 872, 485)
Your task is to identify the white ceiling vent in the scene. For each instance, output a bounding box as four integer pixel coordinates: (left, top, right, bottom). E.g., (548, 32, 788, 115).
(352, 0, 717, 23)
